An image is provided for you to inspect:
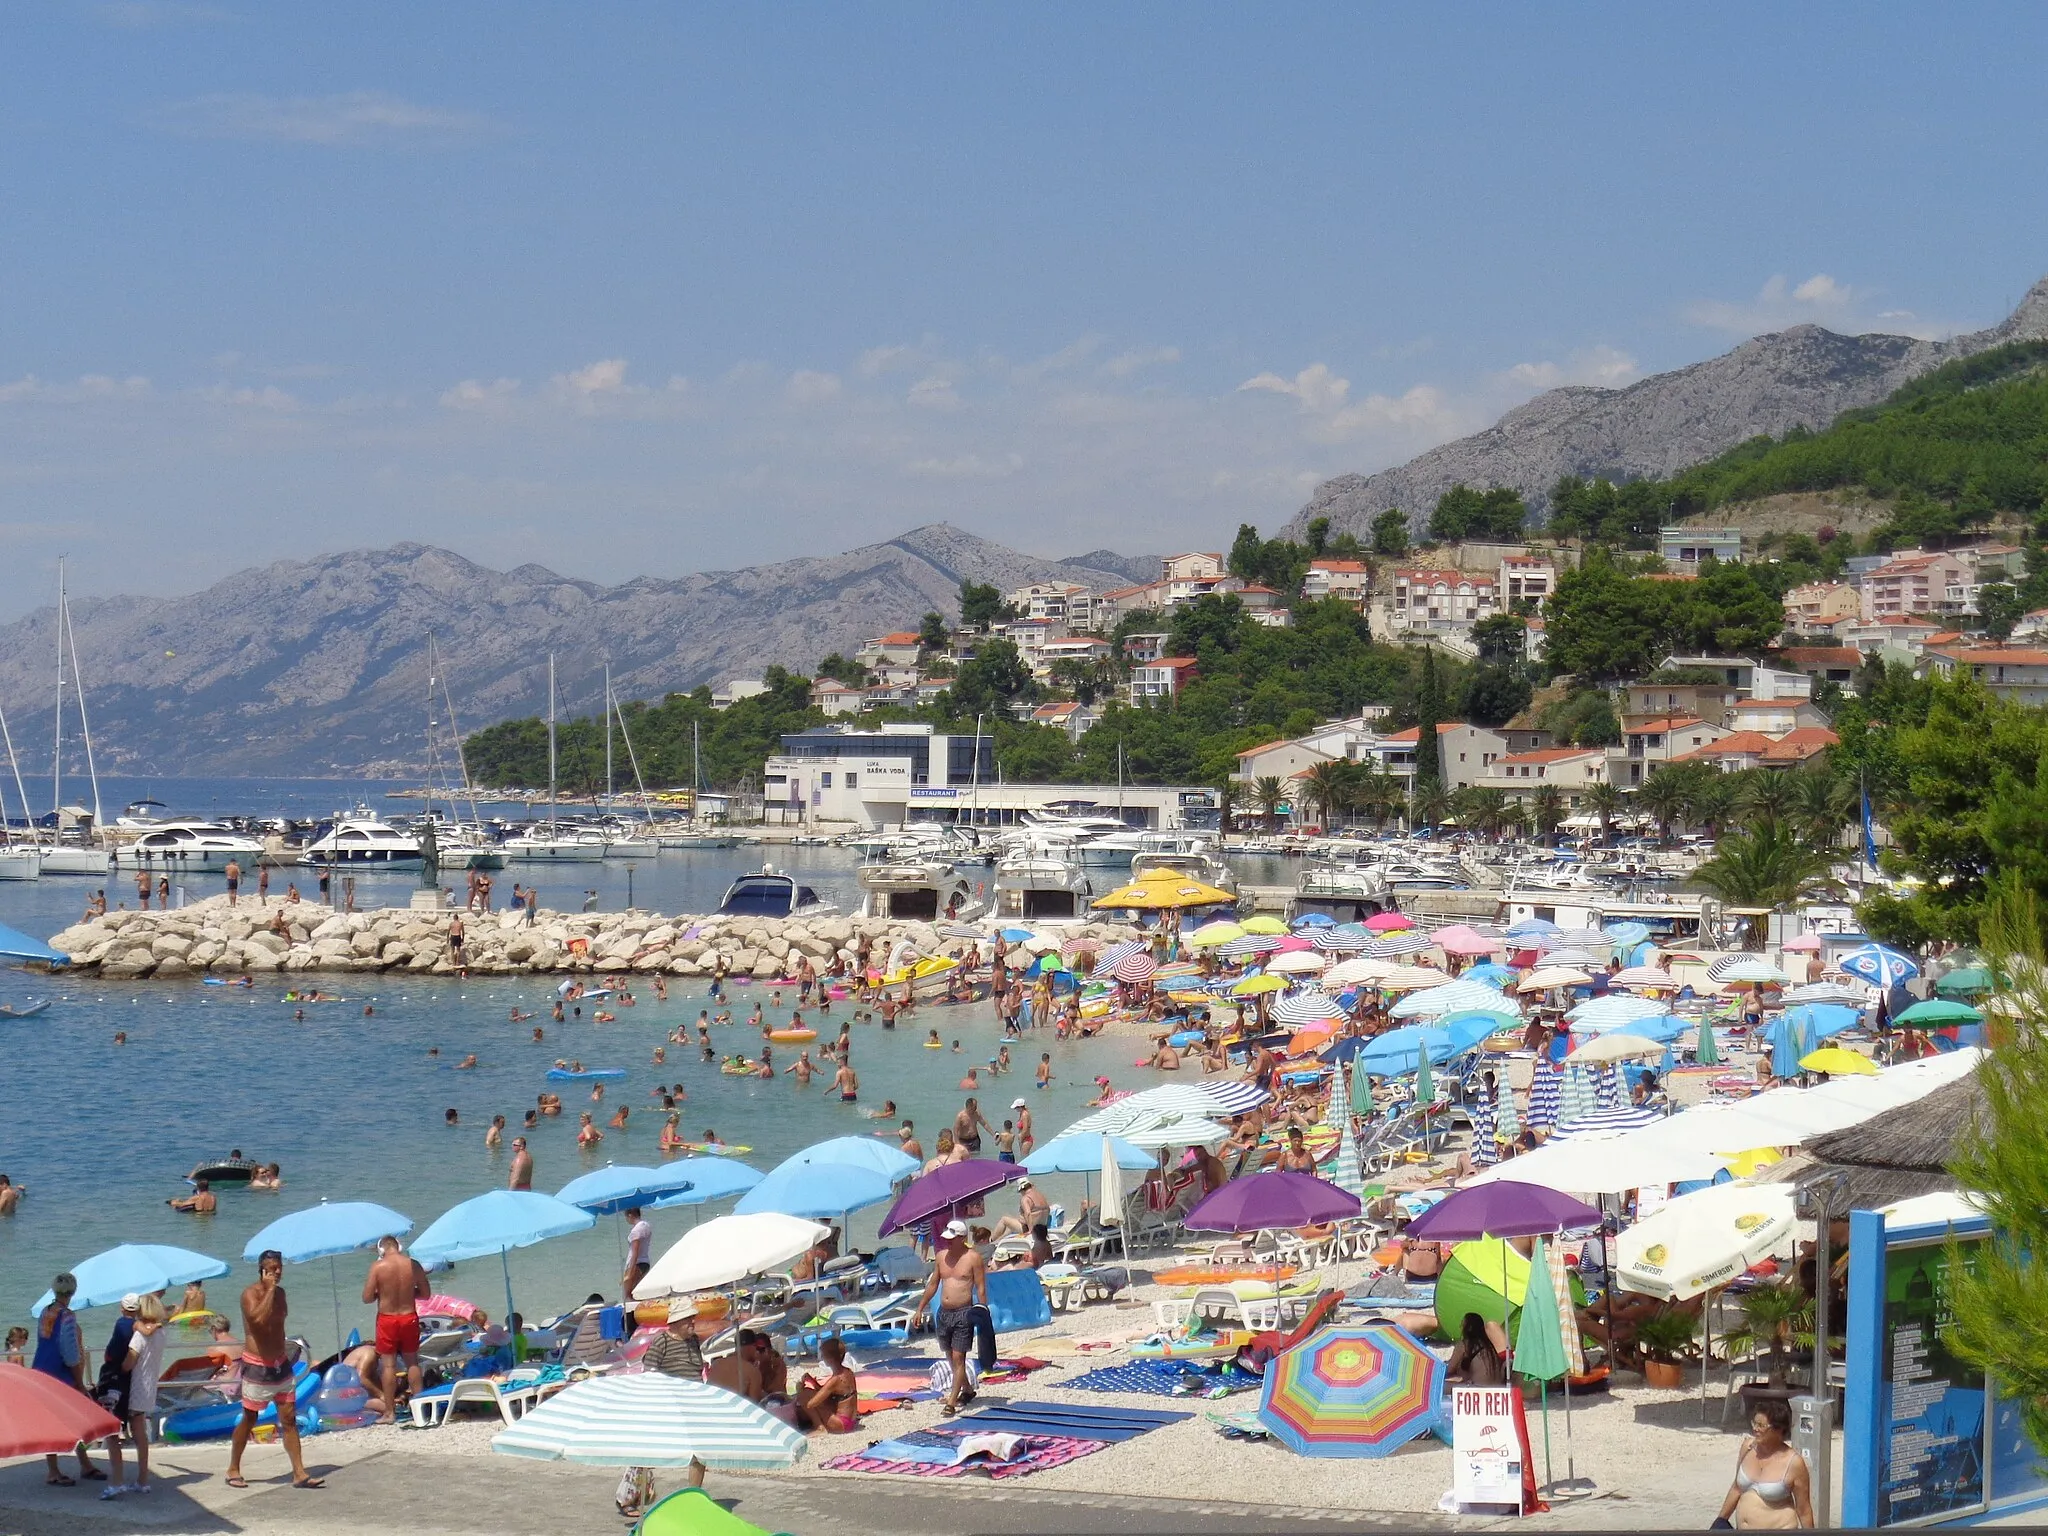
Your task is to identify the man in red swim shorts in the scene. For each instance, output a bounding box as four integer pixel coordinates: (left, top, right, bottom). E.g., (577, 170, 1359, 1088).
(361, 1235, 429, 1423)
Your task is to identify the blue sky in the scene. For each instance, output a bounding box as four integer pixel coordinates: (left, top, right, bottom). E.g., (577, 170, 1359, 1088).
(4, 2, 2047, 612)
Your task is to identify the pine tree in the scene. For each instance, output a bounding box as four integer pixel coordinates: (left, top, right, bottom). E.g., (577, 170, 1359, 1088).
(1414, 650, 1444, 791)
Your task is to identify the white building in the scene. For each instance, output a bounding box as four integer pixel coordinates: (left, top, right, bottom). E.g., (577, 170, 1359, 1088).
(1303, 559, 1370, 601)
(1391, 569, 1499, 634)
(1127, 656, 1199, 703)
(1498, 555, 1556, 611)
(712, 679, 769, 709)
(1481, 747, 1611, 805)
(1005, 581, 1100, 630)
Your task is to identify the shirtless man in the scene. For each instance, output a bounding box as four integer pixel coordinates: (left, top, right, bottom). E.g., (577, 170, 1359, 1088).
(830, 1060, 858, 1103)
(0, 1174, 17, 1214)
(897, 1121, 924, 1162)
(952, 1096, 993, 1157)
(225, 1250, 321, 1488)
(914, 1220, 989, 1416)
(170, 1178, 217, 1214)
(784, 1052, 817, 1086)
(991, 1177, 1050, 1240)
(361, 1235, 429, 1422)
(509, 1137, 533, 1190)
(704, 1329, 764, 1401)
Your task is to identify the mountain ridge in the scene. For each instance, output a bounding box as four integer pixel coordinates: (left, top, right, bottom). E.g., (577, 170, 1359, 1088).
(1284, 275, 2048, 539)
(0, 527, 1150, 776)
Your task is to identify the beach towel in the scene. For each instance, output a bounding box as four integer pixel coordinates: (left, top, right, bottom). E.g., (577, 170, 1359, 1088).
(1064, 1359, 1258, 1398)
(821, 1432, 1105, 1479)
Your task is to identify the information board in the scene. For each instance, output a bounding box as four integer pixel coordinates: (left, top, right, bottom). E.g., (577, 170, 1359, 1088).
(1452, 1385, 1523, 1511)
(1876, 1237, 1986, 1526)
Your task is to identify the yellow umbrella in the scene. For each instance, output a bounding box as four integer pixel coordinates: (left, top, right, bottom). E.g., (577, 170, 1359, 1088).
(1240, 915, 1288, 935)
(1232, 974, 1288, 996)
(1092, 878, 1237, 911)
(1799, 1046, 1877, 1076)
(1718, 1147, 1784, 1178)
(1187, 921, 1245, 948)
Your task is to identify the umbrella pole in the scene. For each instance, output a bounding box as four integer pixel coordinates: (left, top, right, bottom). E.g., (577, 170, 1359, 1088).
(330, 1254, 344, 1358)
(1701, 1285, 1712, 1422)
(1540, 1377, 1553, 1488)
(500, 1248, 516, 1325)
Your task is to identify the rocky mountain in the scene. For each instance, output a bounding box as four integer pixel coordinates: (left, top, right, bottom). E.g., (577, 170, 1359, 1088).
(1285, 275, 2048, 539)
(0, 526, 1150, 776)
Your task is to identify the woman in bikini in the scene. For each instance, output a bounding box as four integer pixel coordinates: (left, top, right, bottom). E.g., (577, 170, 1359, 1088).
(794, 1338, 860, 1432)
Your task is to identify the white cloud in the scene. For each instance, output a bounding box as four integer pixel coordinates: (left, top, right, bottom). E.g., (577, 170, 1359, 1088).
(904, 452, 1023, 479)
(193, 382, 297, 410)
(555, 359, 632, 398)
(858, 344, 923, 377)
(1498, 345, 1641, 392)
(0, 373, 153, 403)
(1685, 273, 1952, 340)
(1237, 362, 1352, 413)
(785, 370, 842, 405)
(1103, 345, 1181, 378)
(440, 377, 520, 411)
(906, 374, 961, 411)
(150, 90, 500, 147)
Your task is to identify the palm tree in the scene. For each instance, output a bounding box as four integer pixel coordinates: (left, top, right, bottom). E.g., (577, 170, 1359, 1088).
(1691, 819, 1840, 907)
(1583, 781, 1624, 842)
(1252, 775, 1286, 833)
(1739, 769, 1800, 829)
(1791, 768, 1857, 851)
(1530, 784, 1567, 845)
(1302, 760, 1355, 833)
(1497, 797, 1530, 842)
(1355, 767, 1401, 831)
(1409, 781, 1453, 833)
(1638, 771, 1688, 846)
(1216, 779, 1238, 836)
(1456, 786, 1508, 841)
(1688, 772, 1740, 839)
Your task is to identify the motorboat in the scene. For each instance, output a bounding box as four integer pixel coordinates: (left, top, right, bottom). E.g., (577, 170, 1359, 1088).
(500, 826, 612, 861)
(114, 822, 266, 873)
(415, 819, 503, 871)
(856, 859, 989, 923)
(1379, 857, 1467, 894)
(297, 817, 424, 867)
(1291, 862, 1392, 923)
(658, 828, 742, 850)
(1129, 849, 1241, 899)
(992, 844, 1095, 922)
(717, 867, 839, 920)
(597, 819, 657, 858)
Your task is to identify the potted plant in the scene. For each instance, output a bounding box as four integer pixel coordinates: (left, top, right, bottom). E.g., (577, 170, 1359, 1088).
(1633, 1309, 1699, 1389)
(1723, 1279, 1815, 1418)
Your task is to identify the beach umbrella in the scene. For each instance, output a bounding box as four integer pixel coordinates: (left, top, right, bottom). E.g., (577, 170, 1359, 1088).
(1256, 1324, 1445, 1459)
(1837, 943, 1918, 988)
(1378, 963, 1453, 991)
(1022, 1134, 1154, 1175)
(650, 1158, 765, 1209)
(1219, 934, 1286, 960)
(1615, 1182, 1798, 1301)
(1323, 1068, 1365, 1202)
(1265, 950, 1327, 976)
(636, 1213, 828, 1299)
(244, 1199, 415, 1354)
(1291, 912, 1336, 928)
(1608, 965, 1670, 988)
(1799, 1046, 1878, 1077)
(1196, 1079, 1273, 1116)
(1274, 934, 1318, 952)
(1109, 951, 1159, 984)
(1694, 1014, 1721, 1066)
(33, 1243, 229, 1315)
(0, 1363, 121, 1456)
(1231, 973, 1288, 996)
(1412, 1048, 1434, 1106)
(1779, 1003, 1863, 1043)
(734, 1161, 894, 1221)
(1463, 962, 1516, 986)
(1241, 915, 1289, 935)
(1933, 966, 1994, 998)
(1610, 1011, 1685, 1044)
(413, 1190, 596, 1320)
(1405, 1183, 1602, 1243)
(1182, 1170, 1360, 1232)
(996, 926, 1034, 942)
(1565, 994, 1667, 1033)
(1364, 911, 1414, 931)
(1893, 998, 1983, 1026)
(1354, 1026, 1456, 1077)
(1092, 877, 1235, 910)
(1519, 967, 1592, 994)
(1321, 956, 1385, 987)
(1766, 1012, 1814, 1081)
(1312, 923, 1372, 953)
(876, 1159, 1023, 1236)
(1434, 1239, 1587, 1330)
(556, 1166, 701, 1218)
(1084, 940, 1146, 978)
(1782, 981, 1868, 1005)
(1514, 1234, 1587, 1490)
(1566, 1033, 1667, 1065)
(773, 1136, 918, 1183)
(1391, 979, 1514, 1019)
(1273, 988, 1346, 1023)
(1120, 1114, 1232, 1151)
(1365, 931, 1434, 959)
(1187, 920, 1244, 948)
(1505, 918, 1561, 941)
(1434, 924, 1502, 956)
(494, 1373, 806, 1470)
(1603, 922, 1651, 947)
(1550, 1104, 1661, 1140)
(1714, 959, 1788, 987)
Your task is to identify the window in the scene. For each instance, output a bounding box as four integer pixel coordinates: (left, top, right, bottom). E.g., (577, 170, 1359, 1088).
(820, 773, 832, 788)
(845, 772, 858, 788)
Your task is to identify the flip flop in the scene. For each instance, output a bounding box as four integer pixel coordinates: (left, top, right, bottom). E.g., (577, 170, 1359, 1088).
(224, 1476, 248, 1489)
(80, 1467, 107, 1481)
(46, 1474, 76, 1487)
(292, 1477, 326, 1490)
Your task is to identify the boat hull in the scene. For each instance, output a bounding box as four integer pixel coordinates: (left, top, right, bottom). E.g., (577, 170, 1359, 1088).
(0, 852, 39, 881)
(35, 846, 110, 876)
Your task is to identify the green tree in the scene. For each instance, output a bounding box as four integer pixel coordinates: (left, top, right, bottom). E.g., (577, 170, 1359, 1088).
(1461, 663, 1533, 727)
(1691, 819, 1839, 907)
(1252, 774, 1287, 832)
(1583, 781, 1625, 841)
(1470, 613, 1528, 664)
(959, 580, 1010, 629)
(1738, 768, 1800, 829)
(1791, 768, 1856, 850)
(1542, 548, 1671, 680)
(1301, 759, 1355, 830)
(917, 611, 951, 651)
(1413, 651, 1445, 790)
(814, 652, 869, 687)
(946, 637, 1034, 716)
(1980, 582, 2023, 641)
(1304, 516, 1331, 556)
(1431, 484, 1528, 542)
(1371, 507, 1411, 558)
(1456, 785, 1508, 840)
(1638, 769, 1690, 845)
(1409, 781, 1452, 832)
(1530, 785, 1567, 845)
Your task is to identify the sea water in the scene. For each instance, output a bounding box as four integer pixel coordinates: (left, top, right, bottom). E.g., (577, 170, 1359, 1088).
(0, 779, 1291, 1351)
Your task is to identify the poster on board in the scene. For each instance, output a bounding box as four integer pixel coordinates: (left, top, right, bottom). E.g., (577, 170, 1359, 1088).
(1877, 1239, 1987, 1526)
(1453, 1385, 1523, 1512)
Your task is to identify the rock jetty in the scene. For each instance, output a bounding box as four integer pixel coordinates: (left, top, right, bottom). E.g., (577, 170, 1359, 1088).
(43, 899, 1145, 980)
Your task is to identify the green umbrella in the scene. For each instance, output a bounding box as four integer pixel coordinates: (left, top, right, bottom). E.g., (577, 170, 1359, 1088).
(1414, 1051, 1434, 1106)
(1933, 967, 1993, 998)
(1514, 1236, 1581, 1493)
(1894, 998, 1983, 1026)
(1694, 1014, 1720, 1067)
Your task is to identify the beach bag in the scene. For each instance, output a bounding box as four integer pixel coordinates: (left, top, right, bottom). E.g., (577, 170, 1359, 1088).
(927, 1356, 982, 1396)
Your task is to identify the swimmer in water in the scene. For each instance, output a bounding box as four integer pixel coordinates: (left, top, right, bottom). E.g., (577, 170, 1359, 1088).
(1037, 1053, 1052, 1088)
(951, 1040, 962, 1053)
(608, 1105, 629, 1130)
(113, 1031, 127, 1046)
(864, 1098, 897, 1120)
(427, 1047, 440, 1058)
(551, 1001, 564, 1023)
(959, 1067, 981, 1092)
(652, 1046, 666, 1065)
(456, 1054, 478, 1070)
(445, 1108, 460, 1126)
(510, 1009, 533, 1023)
(533, 1027, 544, 1043)
(926, 1029, 941, 1048)
(576, 1113, 603, 1147)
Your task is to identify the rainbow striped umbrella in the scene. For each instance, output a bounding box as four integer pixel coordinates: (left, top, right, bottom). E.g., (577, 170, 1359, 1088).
(1257, 1323, 1446, 1458)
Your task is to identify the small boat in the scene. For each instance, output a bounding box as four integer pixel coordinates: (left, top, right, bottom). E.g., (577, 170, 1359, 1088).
(113, 821, 265, 873)
(298, 815, 425, 868)
(856, 859, 987, 923)
(717, 867, 839, 920)
(0, 999, 50, 1018)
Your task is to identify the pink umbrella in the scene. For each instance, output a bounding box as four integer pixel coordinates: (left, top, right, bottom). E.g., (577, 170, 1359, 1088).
(1781, 935, 1823, 953)
(1274, 935, 1318, 953)
(1433, 924, 1501, 956)
(1110, 951, 1159, 984)
(1365, 912, 1414, 932)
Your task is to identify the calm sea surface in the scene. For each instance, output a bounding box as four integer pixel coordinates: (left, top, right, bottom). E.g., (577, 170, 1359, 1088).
(0, 778, 1298, 1351)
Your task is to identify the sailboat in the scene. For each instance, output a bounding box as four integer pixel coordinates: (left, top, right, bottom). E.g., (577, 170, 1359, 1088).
(36, 561, 109, 876)
(501, 655, 608, 862)
(658, 719, 739, 849)
(599, 662, 656, 857)
(421, 637, 503, 870)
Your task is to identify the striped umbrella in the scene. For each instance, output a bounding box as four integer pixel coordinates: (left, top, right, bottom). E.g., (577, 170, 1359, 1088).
(1526, 1056, 1562, 1133)
(1550, 1104, 1660, 1141)
(493, 1374, 807, 1469)
(1266, 949, 1327, 975)
(1323, 1066, 1365, 1202)
(1594, 1067, 1622, 1108)
(1273, 988, 1347, 1024)
(1197, 1080, 1273, 1116)
(1257, 1324, 1445, 1458)
(1712, 956, 1788, 986)
(1365, 931, 1434, 959)
(1218, 934, 1286, 960)
(1492, 1082, 1521, 1145)
(1109, 950, 1159, 984)
(1087, 940, 1147, 979)
(1608, 965, 1671, 988)
(1557, 1065, 1598, 1126)
(1312, 923, 1372, 953)
(1391, 979, 1515, 1019)
(1566, 994, 1669, 1033)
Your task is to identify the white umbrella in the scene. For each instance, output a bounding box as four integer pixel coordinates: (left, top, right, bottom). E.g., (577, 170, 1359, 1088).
(1565, 994, 1669, 1033)
(493, 1374, 806, 1469)
(1519, 967, 1593, 993)
(1119, 1113, 1232, 1150)
(1265, 950, 1327, 975)
(1323, 956, 1389, 987)
(1615, 1182, 1798, 1300)
(1608, 965, 1673, 988)
(1391, 979, 1514, 1019)
(1782, 981, 1870, 1005)
(1715, 959, 1789, 986)
(1364, 931, 1435, 958)
(1272, 989, 1346, 1023)
(1099, 1132, 1127, 1246)
(1566, 1033, 1669, 1065)
(633, 1212, 828, 1299)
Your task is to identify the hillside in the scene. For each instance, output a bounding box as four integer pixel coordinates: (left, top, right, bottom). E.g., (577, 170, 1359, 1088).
(1286, 275, 2048, 539)
(0, 528, 1149, 776)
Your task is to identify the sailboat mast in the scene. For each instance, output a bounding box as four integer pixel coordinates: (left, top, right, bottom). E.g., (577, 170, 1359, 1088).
(547, 654, 558, 831)
(63, 598, 103, 841)
(52, 559, 65, 826)
(604, 660, 614, 802)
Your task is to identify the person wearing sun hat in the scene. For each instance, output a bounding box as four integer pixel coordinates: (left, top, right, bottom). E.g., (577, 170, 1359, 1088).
(618, 1296, 709, 1517)
(913, 1218, 988, 1417)
(1011, 1096, 1034, 1153)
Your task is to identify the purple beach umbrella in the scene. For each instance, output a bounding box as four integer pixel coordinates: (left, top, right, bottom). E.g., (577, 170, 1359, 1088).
(1182, 1170, 1361, 1233)
(875, 1159, 1025, 1235)
(1403, 1182, 1601, 1241)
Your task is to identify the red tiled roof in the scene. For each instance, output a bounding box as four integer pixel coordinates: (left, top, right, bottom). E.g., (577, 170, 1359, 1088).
(1309, 559, 1368, 573)
(1396, 569, 1495, 586)
(1676, 731, 1778, 759)
(1761, 728, 1840, 761)
(1931, 645, 2048, 666)
(1778, 647, 1862, 667)
(873, 632, 921, 645)
(1380, 723, 1464, 743)
(1627, 716, 1707, 733)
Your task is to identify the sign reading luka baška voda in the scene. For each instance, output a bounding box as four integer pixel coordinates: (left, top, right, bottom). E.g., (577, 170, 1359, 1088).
(1877, 1238, 1986, 1525)
(1453, 1386, 1523, 1511)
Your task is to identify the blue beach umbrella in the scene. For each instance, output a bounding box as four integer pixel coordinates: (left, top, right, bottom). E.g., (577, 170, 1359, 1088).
(1779, 1003, 1862, 1042)
(412, 1190, 596, 1321)
(650, 1157, 764, 1209)
(244, 1199, 413, 1351)
(1603, 922, 1651, 948)
(1463, 962, 1516, 986)
(773, 1136, 919, 1183)
(1505, 918, 1561, 942)
(1837, 943, 1918, 988)
(1611, 1012, 1685, 1044)
(1023, 1133, 1155, 1175)
(734, 1162, 894, 1221)
(1356, 1026, 1460, 1076)
(1292, 913, 1336, 928)
(998, 927, 1034, 943)
(35, 1244, 229, 1314)
(556, 1165, 702, 1218)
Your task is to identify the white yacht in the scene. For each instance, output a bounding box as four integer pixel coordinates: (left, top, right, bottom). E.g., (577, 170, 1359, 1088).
(114, 822, 266, 873)
(992, 844, 1095, 922)
(1129, 848, 1240, 898)
(658, 826, 742, 850)
(1291, 862, 1392, 923)
(0, 847, 39, 881)
(298, 817, 424, 867)
(501, 826, 612, 861)
(717, 867, 839, 920)
(856, 860, 989, 923)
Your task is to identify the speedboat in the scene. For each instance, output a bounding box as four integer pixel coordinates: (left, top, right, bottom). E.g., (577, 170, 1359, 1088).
(717, 867, 839, 920)
(114, 822, 266, 873)
(1291, 862, 1392, 923)
(992, 844, 1094, 922)
(856, 860, 988, 923)
(500, 826, 611, 862)
(298, 817, 424, 867)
